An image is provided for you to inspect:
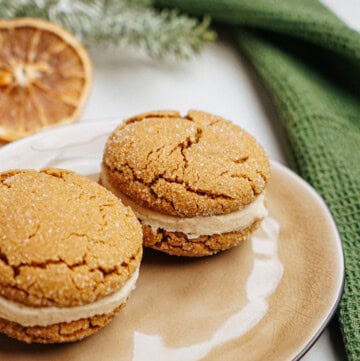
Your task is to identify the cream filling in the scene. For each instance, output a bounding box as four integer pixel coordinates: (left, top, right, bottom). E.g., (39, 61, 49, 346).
(0, 266, 139, 327)
(101, 173, 267, 239)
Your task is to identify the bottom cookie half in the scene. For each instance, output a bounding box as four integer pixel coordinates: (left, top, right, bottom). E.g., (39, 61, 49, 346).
(142, 220, 261, 257)
(0, 303, 125, 344)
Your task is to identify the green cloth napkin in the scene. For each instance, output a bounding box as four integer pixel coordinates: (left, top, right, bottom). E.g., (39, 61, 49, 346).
(155, 0, 360, 359)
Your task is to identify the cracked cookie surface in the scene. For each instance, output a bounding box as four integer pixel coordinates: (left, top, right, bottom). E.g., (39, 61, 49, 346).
(102, 110, 270, 217)
(0, 169, 142, 307)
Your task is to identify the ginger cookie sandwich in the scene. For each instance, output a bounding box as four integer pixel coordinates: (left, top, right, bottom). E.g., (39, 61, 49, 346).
(0, 169, 142, 343)
(100, 110, 270, 257)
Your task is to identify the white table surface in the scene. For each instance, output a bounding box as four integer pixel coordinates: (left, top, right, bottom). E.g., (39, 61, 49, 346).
(1, 1, 358, 359)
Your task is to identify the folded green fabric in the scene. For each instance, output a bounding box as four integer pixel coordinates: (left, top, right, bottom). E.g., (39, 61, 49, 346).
(155, 0, 360, 359)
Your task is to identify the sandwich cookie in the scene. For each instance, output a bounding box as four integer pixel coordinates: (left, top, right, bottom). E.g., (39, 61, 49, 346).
(0, 169, 142, 343)
(101, 110, 270, 257)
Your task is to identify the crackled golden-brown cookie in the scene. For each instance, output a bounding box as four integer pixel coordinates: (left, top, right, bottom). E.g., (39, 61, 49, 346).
(0, 169, 142, 343)
(100, 110, 270, 257)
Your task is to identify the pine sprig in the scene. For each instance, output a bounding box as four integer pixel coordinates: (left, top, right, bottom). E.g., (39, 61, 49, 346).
(0, 0, 216, 60)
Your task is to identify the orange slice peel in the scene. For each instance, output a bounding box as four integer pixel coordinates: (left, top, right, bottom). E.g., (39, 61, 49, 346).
(0, 18, 92, 142)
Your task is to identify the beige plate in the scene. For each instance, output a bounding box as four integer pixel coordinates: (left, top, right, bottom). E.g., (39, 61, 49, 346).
(0, 122, 344, 361)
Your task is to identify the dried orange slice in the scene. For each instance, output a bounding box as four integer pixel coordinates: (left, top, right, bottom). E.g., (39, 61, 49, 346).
(0, 18, 92, 142)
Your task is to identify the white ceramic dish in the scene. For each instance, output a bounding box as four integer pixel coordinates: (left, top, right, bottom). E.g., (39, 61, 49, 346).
(0, 122, 344, 361)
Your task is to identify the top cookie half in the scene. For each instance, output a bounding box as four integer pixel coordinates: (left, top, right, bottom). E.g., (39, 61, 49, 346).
(0, 169, 142, 308)
(102, 110, 270, 218)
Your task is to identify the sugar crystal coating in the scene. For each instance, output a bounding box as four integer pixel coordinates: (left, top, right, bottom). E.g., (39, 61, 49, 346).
(103, 110, 270, 217)
(0, 169, 142, 307)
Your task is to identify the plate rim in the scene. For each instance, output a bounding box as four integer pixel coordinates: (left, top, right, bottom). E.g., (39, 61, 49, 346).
(269, 162, 345, 361)
(0, 121, 345, 361)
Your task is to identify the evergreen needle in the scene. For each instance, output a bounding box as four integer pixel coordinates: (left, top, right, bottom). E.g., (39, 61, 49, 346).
(0, 0, 216, 60)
